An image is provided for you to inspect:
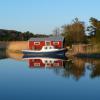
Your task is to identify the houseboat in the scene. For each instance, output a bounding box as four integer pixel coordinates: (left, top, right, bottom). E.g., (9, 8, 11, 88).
(22, 36, 67, 58)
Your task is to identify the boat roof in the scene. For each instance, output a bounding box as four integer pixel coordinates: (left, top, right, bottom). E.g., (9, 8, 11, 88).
(29, 36, 64, 42)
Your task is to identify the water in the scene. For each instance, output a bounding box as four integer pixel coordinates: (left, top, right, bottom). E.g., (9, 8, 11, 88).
(0, 49, 100, 100)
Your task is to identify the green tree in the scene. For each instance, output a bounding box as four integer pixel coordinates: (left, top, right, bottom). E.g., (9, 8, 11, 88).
(88, 17, 100, 44)
(23, 31, 34, 40)
(62, 18, 86, 46)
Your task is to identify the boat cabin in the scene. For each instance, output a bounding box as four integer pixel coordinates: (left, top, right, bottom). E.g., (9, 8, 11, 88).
(28, 36, 64, 50)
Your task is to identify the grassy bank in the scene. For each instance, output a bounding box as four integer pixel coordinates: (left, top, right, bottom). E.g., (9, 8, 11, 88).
(67, 44, 100, 58)
(0, 41, 28, 52)
(0, 41, 28, 60)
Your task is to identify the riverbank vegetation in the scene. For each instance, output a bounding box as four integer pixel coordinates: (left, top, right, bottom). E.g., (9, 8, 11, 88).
(61, 17, 100, 46)
(61, 17, 100, 54)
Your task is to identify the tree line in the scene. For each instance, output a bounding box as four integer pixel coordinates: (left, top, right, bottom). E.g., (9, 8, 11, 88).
(0, 17, 100, 46)
(53, 17, 100, 46)
(0, 29, 48, 41)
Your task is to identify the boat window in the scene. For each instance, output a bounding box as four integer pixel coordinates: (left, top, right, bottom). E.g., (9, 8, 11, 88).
(50, 60, 52, 63)
(34, 42, 40, 45)
(45, 47, 47, 49)
(53, 63, 59, 66)
(34, 63, 40, 67)
(45, 41, 51, 46)
(45, 60, 48, 63)
(49, 47, 52, 49)
(53, 42, 59, 45)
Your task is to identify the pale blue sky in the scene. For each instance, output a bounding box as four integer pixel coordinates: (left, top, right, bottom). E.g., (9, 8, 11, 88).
(0, 0, 100, 34)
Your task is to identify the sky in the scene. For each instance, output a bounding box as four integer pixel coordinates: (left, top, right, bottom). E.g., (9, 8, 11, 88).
(0, 0, 100, 34)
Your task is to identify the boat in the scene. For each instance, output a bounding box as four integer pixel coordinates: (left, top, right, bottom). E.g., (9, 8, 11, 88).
(22, 46, 67, 58)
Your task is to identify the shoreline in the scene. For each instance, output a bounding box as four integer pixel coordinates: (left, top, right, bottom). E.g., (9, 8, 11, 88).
(0, 41, 100, 59)
(75, 53, 100, 59)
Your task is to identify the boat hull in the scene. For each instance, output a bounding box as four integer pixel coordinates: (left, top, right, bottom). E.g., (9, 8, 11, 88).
(22, 48, 67, 58)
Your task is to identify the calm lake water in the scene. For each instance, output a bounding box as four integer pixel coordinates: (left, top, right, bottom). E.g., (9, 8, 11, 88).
(0, 49, 100, 100)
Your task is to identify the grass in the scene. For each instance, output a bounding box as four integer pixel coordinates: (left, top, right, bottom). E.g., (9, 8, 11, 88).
(0, 41, 28, 51)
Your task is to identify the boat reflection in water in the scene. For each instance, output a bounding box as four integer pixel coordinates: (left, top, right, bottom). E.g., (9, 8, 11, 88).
(23, 55, 67, 69)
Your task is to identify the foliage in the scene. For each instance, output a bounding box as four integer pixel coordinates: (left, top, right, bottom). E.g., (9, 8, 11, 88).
(0, 29, 49, 41)
(87, 17, 100, 44)
(61, 18, 87, 46)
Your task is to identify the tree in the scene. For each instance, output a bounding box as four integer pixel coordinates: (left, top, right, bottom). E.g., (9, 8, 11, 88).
(62, 18, 86, 46)
(87, 17, 100, 44)
(23, 31, 34, 40)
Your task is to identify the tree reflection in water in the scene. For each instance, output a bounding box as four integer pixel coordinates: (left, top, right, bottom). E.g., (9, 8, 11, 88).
(85, 59, 100, 78)
(53, 58, 100, 80)
(53, 59, 85, 81)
